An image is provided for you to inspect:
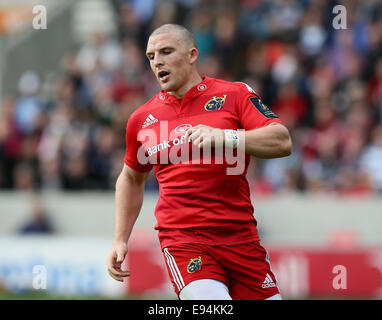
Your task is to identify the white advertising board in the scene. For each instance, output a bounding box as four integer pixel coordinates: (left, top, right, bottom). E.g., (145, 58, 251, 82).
(0, 235, 125, 297)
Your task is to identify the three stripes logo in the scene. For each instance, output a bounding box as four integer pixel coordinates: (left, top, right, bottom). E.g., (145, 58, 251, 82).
(164, 248, 185, 292)
(262, 273, 276, 289)
(142, 114, 158, 128)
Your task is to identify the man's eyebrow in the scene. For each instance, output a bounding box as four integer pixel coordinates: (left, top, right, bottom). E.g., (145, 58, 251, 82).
(159, 46, 174, 51)
(146, 46, 174, 55)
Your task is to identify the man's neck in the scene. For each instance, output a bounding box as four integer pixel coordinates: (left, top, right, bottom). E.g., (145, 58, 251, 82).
(168, 72, 203, 99)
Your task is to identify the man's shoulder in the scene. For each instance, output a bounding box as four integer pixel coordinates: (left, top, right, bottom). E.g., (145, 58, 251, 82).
(212, 78, 258, 95)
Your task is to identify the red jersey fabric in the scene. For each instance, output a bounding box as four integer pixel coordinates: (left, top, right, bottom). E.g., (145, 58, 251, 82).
(124, 76, 282, 249)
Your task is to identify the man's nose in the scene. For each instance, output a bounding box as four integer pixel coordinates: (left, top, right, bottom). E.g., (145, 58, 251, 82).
(153, 54, 164, 67)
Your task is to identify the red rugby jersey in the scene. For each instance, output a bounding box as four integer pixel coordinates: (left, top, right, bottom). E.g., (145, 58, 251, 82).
(124, 76, 282, 249)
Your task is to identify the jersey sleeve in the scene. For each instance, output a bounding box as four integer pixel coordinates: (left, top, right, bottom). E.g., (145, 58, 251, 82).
(124, 116, 153, 172)
(235, 83, 283, 130)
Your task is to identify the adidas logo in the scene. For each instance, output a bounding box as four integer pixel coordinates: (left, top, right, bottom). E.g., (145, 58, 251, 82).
(262, 273, 276, 289)
(142, 114, 158, 128)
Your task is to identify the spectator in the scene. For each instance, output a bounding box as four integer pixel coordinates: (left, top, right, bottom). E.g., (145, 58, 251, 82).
(88, 125, 116, 189)
(0, 96, 23, 189)
(188, 7, 215, 60)
(271, 81, 308, 129)
(14, 71, 44, 136)
(360, 125, 382, 192)
(18, 194, 55, 234)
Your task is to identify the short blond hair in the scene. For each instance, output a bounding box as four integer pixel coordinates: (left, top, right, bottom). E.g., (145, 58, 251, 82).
(149, 24, 198, 50)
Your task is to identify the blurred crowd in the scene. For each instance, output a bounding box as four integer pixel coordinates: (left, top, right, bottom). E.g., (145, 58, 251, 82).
(1, 0, 382, 196)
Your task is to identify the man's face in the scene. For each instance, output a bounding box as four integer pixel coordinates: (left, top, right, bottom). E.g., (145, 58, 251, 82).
(146, 32, 193, 93)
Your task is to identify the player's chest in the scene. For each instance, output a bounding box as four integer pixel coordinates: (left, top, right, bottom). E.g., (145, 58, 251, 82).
(141, 93, 238, 132)
(138, 94, 239, 161)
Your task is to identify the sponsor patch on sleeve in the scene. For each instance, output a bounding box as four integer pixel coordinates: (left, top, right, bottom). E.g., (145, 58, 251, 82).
(249, 97, 278, 119)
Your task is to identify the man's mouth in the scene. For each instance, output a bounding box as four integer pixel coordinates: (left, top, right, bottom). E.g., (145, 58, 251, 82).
(158, 70, 170, 82)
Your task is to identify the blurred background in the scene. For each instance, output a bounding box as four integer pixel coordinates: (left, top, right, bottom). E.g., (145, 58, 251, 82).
(0, 0, 382, 299)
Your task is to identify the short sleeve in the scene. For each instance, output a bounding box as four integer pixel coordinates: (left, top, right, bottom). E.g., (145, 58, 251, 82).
(124, 117, 153, 172)
(236, 83, 282, 130)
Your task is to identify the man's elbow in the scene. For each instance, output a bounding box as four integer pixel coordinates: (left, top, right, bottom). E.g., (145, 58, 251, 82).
(261, 138, 292, 159)
(280, 138, 292, 157)
(277, 126, 293, 157)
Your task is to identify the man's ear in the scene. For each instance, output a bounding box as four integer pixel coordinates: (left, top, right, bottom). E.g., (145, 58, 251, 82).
(189, 48, 199, 64)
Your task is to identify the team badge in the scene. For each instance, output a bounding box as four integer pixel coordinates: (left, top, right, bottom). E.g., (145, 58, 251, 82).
(187, 256, 202, 273)
(174, 124, 192, 134)
(249, 97, 278, 119)
(204, 95, 227, 111)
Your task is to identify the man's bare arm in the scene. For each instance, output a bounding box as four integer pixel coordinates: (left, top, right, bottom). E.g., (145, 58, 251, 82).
(185, 123, 292, 159)
(107, 164, 150, 282)
(238, 123, 292, 159)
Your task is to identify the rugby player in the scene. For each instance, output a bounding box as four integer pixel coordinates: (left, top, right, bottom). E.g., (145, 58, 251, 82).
(107, 24, 292, 300)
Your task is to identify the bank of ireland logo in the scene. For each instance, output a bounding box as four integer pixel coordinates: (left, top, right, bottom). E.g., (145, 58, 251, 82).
(204, 95, 227, 111)
(187, 256, 202, 273)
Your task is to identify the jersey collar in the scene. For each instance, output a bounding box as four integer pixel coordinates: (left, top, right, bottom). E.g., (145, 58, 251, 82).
(158, 76, 214, 103)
